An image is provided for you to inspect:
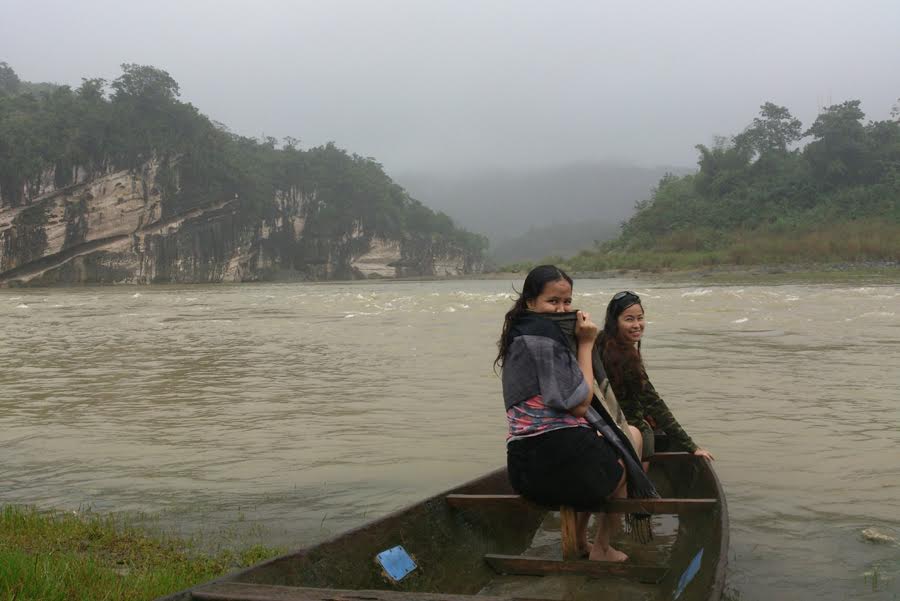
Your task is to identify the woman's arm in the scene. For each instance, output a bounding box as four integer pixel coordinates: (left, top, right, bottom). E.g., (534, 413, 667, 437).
(639, 373, 699, 453)
(570, 311, 599, 418)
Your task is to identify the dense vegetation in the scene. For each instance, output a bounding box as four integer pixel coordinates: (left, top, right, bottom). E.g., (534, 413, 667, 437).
(555, 100, 900, 272)
(0, 62, 487, 270)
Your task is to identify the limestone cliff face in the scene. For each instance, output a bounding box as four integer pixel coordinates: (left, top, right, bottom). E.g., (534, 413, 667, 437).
(350, 238, 403, 278)
(0, 165, 478, 286)
(348, 237, 480, 278)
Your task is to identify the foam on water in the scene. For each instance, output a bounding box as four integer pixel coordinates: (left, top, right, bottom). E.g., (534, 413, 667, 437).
(861, 528, 897, 545)
(682, 289, 712, 297)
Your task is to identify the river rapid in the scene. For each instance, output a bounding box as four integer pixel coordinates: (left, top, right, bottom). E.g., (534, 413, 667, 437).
(1, 278, 898, 600)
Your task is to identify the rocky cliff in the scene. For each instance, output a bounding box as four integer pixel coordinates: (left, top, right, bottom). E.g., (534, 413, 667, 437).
(0, 164, 481, 286)
(0, 64, 486, 285)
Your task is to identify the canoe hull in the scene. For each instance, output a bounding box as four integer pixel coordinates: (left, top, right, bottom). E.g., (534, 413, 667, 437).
(159, 455, 727, 601)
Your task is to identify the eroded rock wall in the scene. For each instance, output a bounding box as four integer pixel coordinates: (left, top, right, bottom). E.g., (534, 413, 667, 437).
(0, 164, 476, 286)
(351, 238, 403, 278)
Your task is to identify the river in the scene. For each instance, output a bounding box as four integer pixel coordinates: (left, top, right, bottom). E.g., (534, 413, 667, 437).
(1, 278, 898, 600)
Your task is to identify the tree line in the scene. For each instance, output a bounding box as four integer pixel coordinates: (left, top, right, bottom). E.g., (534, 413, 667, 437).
(0, 62, 487, 261)
(607, 99, 900, 255)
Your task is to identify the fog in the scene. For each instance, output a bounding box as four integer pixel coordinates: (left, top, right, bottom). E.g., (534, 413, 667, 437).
(3, 0, 899, 244)
(4, 0, 898, 171)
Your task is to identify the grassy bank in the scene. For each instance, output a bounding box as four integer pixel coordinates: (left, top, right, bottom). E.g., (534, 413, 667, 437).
(490, 262, 900, 287)
(0, 505, 283, 601)
(500, 220, 900, 277)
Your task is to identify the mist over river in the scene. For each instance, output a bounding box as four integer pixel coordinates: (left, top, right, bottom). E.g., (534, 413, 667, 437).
(1, 278, 898, 600)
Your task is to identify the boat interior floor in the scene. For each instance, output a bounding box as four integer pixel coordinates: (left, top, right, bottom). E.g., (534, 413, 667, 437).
(475, 512, 679, 601)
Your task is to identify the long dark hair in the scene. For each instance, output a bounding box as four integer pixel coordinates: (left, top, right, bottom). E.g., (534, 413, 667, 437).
(599, 291, 645, 388)
(494, 265, 573, 370)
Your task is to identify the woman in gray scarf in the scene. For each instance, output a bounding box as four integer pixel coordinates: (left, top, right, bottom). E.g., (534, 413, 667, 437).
(497, 265, 657, 561)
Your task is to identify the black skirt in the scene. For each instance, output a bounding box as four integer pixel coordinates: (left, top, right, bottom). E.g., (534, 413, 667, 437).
(507, 426, 624, 511)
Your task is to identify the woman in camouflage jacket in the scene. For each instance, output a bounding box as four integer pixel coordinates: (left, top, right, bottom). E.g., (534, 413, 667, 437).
(598, 291, 714, 462)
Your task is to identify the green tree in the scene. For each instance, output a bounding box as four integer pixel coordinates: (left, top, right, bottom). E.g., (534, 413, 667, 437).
(109, 64, 185, 170)
(110, 64, 179, 101)
(804, 100, 868, 186)
(0, 62, 21, 96)
(694, 136, 752, 197)
(0, 93, 44, 205)
(862, 118, 900, 185)
(736, 102, 803, 158)
(72, 78, 112, 178)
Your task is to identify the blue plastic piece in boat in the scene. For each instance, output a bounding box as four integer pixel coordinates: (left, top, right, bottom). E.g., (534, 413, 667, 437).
(376, 545, 417, 582)
(673, 548, 704, 599)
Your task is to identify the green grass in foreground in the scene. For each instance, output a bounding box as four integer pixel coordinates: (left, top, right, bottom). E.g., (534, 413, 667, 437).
(0, 505, 284, 601)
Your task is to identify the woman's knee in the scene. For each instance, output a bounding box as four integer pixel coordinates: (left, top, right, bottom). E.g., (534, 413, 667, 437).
(627, 425, 643, 457)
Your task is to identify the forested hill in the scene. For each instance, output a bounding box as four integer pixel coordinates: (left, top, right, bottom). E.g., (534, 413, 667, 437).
(563, 100, 900, 271)
(0, 62, 487, 285)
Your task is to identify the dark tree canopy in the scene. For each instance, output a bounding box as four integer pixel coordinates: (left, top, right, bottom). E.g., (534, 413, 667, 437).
(611, 99, 900, 252)
(110, 64, 180, 101)
(736, 102, 803, 157)
(0, 62, 21, 96)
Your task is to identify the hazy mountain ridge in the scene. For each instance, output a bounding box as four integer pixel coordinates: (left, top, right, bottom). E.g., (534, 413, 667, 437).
(488, 218, 622, 264)
(396, 162, 693, 263)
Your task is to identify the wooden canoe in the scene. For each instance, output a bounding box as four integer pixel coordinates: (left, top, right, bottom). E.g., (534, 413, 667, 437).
(158, 452, 728, 601)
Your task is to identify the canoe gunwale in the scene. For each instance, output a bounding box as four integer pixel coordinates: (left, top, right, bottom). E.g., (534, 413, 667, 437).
(700, 455, 729, 601)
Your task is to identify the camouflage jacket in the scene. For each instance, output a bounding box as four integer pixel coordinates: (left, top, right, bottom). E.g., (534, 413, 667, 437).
(606, 362, 699, 453)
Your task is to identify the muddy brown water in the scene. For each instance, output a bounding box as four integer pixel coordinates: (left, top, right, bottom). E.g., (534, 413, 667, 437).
(1, 279, 898, 600)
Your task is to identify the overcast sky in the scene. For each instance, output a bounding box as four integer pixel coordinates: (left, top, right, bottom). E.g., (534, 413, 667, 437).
(2, 0, 899, 174)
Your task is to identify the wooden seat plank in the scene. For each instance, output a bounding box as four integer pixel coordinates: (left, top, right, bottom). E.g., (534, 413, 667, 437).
(446, 494, 716, 514)
(484, 554, 668, 584)
(445, 494, 526, 508)
(606, 498, 717, 513)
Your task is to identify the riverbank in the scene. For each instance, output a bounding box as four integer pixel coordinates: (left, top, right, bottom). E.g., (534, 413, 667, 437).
(492, 220, 900, 284)
(2, 258, 899, 290)
(480, 260, 900, 286)
(0, 505, 282, 601)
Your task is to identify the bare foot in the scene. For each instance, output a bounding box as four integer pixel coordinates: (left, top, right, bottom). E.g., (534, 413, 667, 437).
(588, 546, 628, 562)
(577, 540, 593, 558)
